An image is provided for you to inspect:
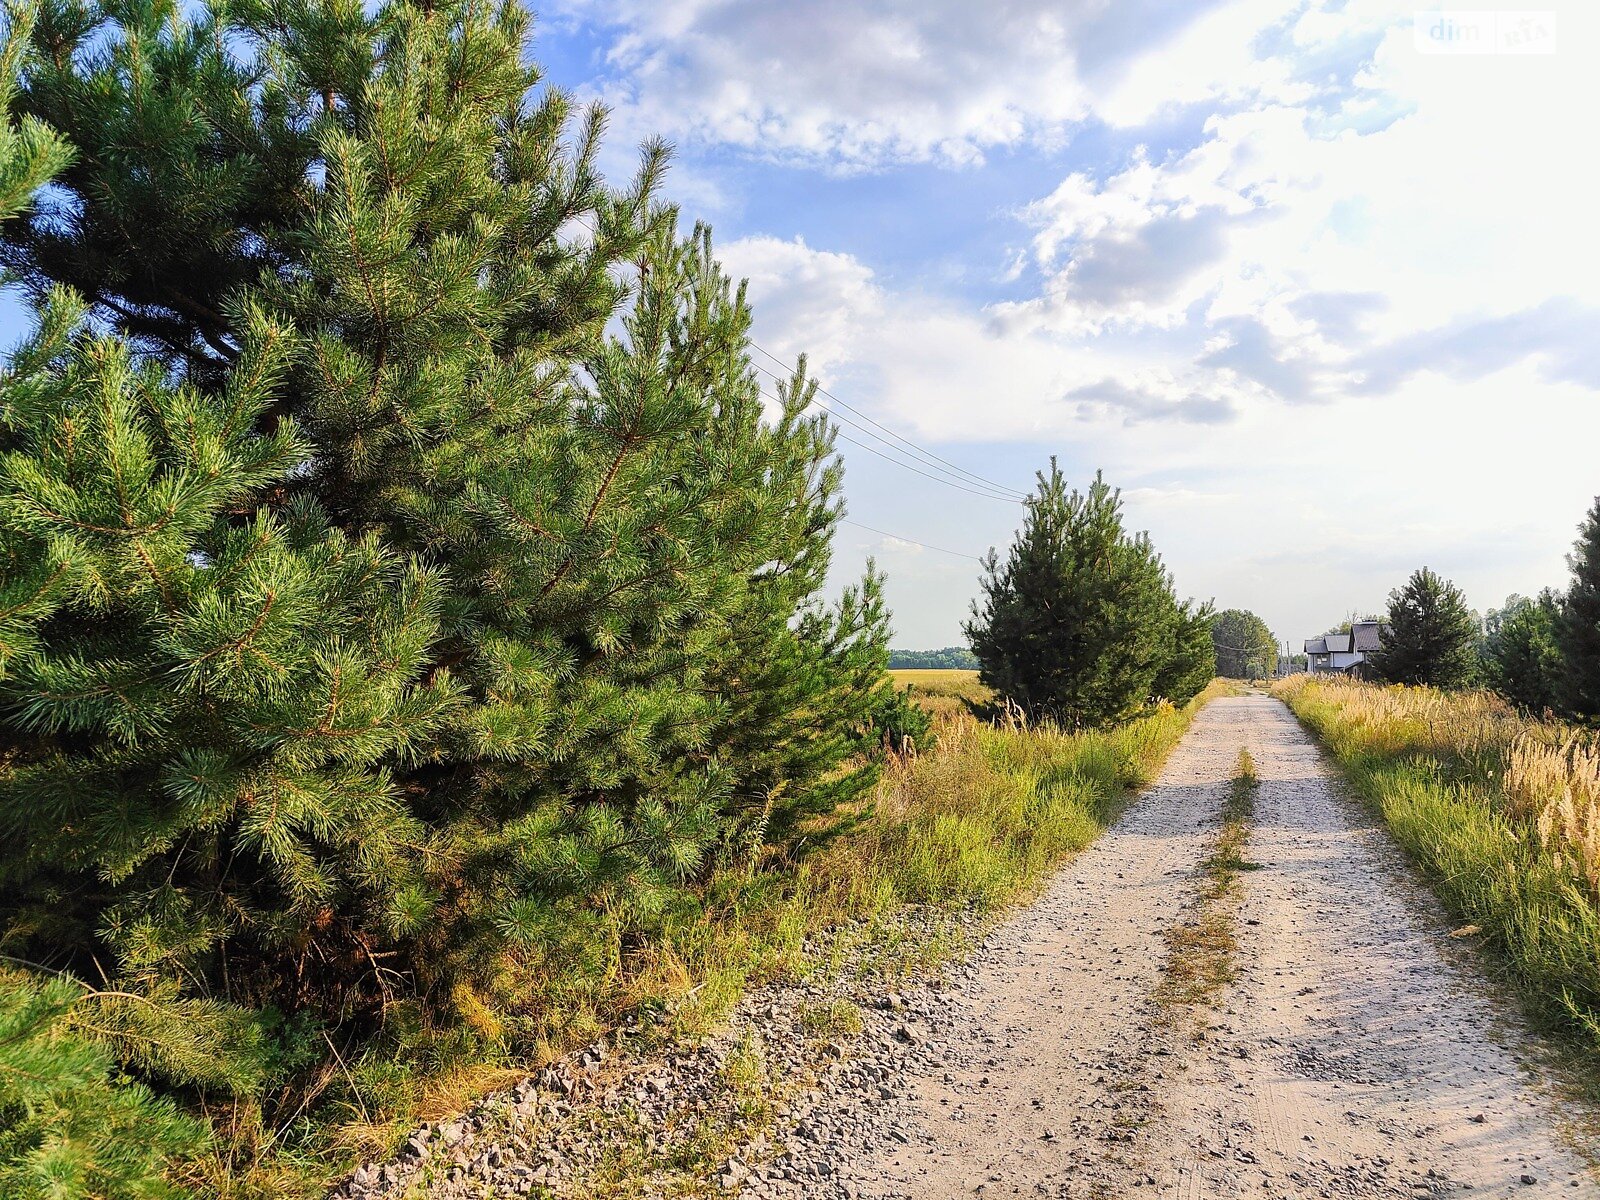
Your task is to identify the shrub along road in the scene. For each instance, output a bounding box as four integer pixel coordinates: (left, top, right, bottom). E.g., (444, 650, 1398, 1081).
(764, 694, 1597, 1199)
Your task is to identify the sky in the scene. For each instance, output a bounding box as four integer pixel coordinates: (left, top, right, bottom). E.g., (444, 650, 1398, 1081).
(4, 2, 1594, 652)
(519, 0, 1598, 651)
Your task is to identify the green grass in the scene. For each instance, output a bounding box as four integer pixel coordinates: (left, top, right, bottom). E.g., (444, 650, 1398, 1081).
(1273, 676, 1600, 1068)
(1161, 747, 1258, 1009)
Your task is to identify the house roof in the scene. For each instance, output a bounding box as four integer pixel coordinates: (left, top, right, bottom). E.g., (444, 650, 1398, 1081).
(1352, 621, 1385, 652)
(1304, 637, 1328, 654)
(1324, 633, 1354, 653)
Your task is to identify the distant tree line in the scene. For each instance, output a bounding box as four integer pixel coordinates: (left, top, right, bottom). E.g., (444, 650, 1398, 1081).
(1210, 609, 1277, 679)
(889, 647, 980, 670)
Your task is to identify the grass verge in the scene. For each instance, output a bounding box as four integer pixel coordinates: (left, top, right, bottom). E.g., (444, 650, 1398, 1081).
(1161, 748, 1258, 1009)
(1272, 674, 1600, 1065)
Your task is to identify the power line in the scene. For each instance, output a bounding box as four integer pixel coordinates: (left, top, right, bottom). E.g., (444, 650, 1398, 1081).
(753, 384, 1022, 505)
(744, 348, 1027, 499)
(833, 432, 1022, 504)
(747, 359, 1026, 501)
(840, 519, 984, 561)
(563, 213, 1029, 504)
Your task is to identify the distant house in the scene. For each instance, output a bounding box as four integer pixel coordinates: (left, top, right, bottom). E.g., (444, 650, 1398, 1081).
(1304, 620, 1387, 675)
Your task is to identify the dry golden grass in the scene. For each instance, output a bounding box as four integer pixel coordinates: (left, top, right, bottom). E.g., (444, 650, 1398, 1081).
(888, 668, 994, 718)
(1275, 674, 1600, 888)
(1506, 734, 1600, 893)
(1273, 673, 1600, 1053)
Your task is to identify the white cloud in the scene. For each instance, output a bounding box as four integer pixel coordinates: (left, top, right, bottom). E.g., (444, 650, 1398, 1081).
(998, 2, 1600, 409)
(549, 0, 1229, 169)
(574, 0, 1600, 642)
(715, 236, 882, 374)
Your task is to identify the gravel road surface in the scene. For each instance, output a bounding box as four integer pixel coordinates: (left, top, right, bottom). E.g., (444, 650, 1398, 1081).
(774, 693, 1597, 1199)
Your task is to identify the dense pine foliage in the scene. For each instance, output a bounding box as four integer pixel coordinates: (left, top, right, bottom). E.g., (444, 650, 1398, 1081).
(0, 0, 915, 1188)
(1481, 591, 1563, 713)
(0, 18, 215, 1198)
(964, 461, 1213, 727)
(1559, 500, 1600, 721)
(1369, 567, 1479, 689)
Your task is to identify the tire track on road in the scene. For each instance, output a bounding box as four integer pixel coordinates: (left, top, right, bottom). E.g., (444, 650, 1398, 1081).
(759, 695, 1600, 1200)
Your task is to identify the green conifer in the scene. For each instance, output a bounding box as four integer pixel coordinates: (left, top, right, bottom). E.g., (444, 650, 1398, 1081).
(1559, 499, 1600, 720)
(1482, 591, 1563, 713)
(0, 970, 206, 1200)
(1369, 567, 1479, 689)
(0, 16, 210, 1195)
(964, 461, 1213, 727)
(0, 0, 896, 1048)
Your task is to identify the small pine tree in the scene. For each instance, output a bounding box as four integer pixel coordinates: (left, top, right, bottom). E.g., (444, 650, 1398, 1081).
(1158, 600, 1218, 702)
(1210, 609, 1277, 679)
(1369, 567, 1479, 689)
(964, 461, 1212, 727)
(1482, 591, 1564, 713)
(1559, 499, 1600, 721)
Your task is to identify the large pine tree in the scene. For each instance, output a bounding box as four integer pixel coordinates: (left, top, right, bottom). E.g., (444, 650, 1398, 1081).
(0, 0, 897, 1054)
(1369, 567, 1479, 689)
(964, 461, 1213, 727)
(1559, 498, 1600, 720)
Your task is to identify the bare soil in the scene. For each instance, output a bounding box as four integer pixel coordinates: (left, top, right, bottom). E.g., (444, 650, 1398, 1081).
(803, 693, 1598, 1199)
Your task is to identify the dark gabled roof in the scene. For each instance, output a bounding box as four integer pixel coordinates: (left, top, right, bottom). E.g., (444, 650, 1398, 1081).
(1352, 621, 1386, 652)
(1304, 637, 1328, 654)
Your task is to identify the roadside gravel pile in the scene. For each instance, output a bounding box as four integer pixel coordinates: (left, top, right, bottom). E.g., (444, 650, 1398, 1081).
(332, 909, 986, 1200)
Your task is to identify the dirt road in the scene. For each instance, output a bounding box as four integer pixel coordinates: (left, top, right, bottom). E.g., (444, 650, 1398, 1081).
(775, 693, 1598, 1199)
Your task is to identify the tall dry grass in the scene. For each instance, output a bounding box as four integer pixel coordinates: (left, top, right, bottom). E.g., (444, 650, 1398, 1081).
(1274, 674, 1600, 1049)
(1505, 735, 1600, 893)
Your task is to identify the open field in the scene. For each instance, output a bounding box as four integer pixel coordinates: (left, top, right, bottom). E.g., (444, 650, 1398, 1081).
(888, 668, 993, 719)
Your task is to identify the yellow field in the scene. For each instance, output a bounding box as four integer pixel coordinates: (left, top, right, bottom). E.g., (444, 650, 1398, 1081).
(889, 668, 994, 718)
